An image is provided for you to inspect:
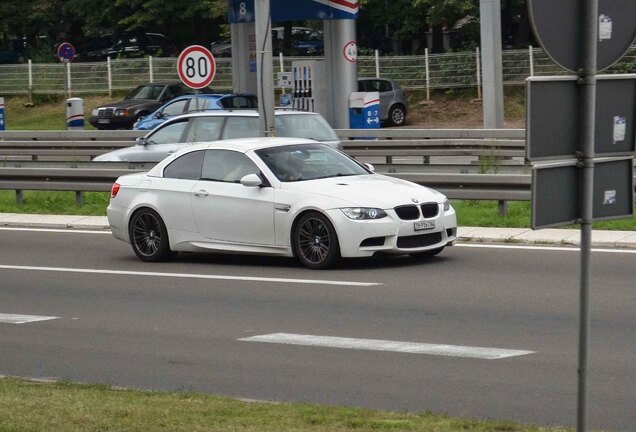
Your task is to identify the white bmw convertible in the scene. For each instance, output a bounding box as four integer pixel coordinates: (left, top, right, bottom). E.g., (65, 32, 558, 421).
(107, 137, 457, 269)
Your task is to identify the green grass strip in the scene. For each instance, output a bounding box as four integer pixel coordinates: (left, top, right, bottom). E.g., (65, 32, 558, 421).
(0, 377, 575, 432)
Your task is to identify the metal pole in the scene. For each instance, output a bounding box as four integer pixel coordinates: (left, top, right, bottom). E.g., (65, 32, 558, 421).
(254, 0, 275, 137)
(375, 49, 380, 78)
(425, 48, 430, 102)
(28, 59, 33, 103)
(63, 62, 69, 130)
(66, 62, 72, 98)
(107, 57, 112, 97)
(149, 56, 154, 83)
(529, 45, 535, 77)
(476, 46, 482, 99)
(577, 1, 598, 432)
(479, 0, 504, 128)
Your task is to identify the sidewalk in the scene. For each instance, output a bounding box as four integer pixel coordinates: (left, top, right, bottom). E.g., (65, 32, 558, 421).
(1, 212, 636, 249)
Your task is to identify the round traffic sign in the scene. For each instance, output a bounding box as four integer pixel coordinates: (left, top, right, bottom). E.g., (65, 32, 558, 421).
(177, 45, 216, 89)
(57, 42, 76, 63)
(343, 41, 358, 63)
(529, 0, 636, 72)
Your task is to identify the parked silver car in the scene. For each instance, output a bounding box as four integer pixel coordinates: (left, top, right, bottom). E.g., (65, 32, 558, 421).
(358, 77, 408, 126)
(94, 110, 341, 162)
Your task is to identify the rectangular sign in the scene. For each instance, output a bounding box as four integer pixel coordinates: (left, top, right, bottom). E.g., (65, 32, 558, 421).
(229, 0, 359, 23)
(532, 157, 635, 229)
(526, 75, 636, 161)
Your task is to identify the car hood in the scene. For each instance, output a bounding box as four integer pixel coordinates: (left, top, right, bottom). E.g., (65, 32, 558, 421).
(97, 99, 158, 109)
(93, 146, 140, 161)
(285, 174, 445, 208)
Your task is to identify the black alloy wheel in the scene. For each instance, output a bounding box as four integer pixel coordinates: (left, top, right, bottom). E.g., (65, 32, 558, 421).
(293, 212, 340, 269)
(388, 104, 406, 126)
(129, 208, 174, 262)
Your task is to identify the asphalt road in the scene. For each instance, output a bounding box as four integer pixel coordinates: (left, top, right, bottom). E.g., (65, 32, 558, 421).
(1, 227, 634, 431)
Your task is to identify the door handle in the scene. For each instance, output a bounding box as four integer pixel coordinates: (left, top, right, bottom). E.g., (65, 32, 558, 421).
(193, 189, 209, 197)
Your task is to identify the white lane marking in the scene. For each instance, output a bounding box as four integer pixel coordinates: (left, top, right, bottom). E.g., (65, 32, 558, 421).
(0, 227, 110, 234)
(0, 313, 59, 324)
(239, 333, 534, 360)
(0, 265, 379, 287)
(456, 243, 636, 254)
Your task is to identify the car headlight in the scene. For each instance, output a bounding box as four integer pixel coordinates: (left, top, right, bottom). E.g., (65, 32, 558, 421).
(91, 109, 98, 116)
(340, 207, 387, 220)
(443, 199, 451, 212)
(114, 109, 131, 117)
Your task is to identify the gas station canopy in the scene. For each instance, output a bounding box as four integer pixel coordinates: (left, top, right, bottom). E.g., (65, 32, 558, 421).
(229, 0, 359, 23)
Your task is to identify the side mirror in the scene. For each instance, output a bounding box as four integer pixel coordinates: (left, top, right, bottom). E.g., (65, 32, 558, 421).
(363, 162, 375, 173)
(135, 137, 148, 146)
(240, 173, 262, 187)
(154, 112, 162, 119)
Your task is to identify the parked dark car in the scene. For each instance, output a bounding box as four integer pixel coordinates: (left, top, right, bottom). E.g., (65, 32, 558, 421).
(77, 33, 176, 62)
(89, 82, 213, 130)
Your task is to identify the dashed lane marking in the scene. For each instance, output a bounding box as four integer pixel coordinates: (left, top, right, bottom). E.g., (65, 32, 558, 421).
(0, 313, 59, 324)
(239, 333, 534, 360)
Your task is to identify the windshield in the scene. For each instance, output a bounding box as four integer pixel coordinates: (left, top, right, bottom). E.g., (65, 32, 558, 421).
(255, 143, 368, 182)
(125, 84, 163, 100)
(274, 114, 339, 142)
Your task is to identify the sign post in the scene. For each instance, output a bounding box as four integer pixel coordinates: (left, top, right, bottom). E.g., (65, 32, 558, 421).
(57, 42, 76, 130)
(0, 97, 5, 131)
(177, 45, 216, 112)
(528, 2, 636, 431)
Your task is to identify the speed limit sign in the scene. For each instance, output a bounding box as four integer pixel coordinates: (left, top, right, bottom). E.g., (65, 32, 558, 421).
(177, 45, 216, 89)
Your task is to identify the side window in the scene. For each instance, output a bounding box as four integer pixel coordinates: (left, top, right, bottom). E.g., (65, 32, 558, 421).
(163, 150, 204, 180)
(378, 80, 393, 92)
(222, 117, 259, 139)
(357, 81, 366, 91)
(187, 98, 218, 112)
(367, 80, 381, 92)
(146, 120, 188, 145)
(201, 150, 259, 183)
(185, 116, 224, 142)
(161, 99, 188, 116)
(152, 85, 164, 99)
(198, 99, 221, 111)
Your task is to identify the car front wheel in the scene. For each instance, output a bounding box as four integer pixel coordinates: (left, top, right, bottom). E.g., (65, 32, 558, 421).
(129, 208, 174, 262)
(292, 212, 340, 269)
(388, 104, 407, 126)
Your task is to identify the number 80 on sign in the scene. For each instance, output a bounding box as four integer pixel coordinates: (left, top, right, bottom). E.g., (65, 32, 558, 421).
(177, 45, 216, 89)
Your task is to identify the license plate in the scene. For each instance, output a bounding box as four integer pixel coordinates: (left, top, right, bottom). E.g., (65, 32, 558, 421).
(414, 220, 435, 231)
(98, 118, 110, 124)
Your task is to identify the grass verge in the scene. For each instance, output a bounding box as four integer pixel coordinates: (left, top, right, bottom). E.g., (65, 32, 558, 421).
(1, 192, 634, 231)
(0, 377, 572, 432)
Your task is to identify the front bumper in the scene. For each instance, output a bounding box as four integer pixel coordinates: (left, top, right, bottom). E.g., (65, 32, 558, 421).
(326, 204, 457, 258)
(89, 115, 136, 129)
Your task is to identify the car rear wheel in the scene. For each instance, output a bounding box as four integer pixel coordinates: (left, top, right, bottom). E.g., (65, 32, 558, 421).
(388, 104, 406, 126)
(293, 212, 340, 269)
(129, 208, 174, 262)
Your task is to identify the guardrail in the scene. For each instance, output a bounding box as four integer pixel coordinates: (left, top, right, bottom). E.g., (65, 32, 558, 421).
(1, 129, 633, 212)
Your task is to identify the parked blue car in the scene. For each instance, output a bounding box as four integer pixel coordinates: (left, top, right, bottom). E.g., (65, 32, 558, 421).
(133, 93, 257, 130)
